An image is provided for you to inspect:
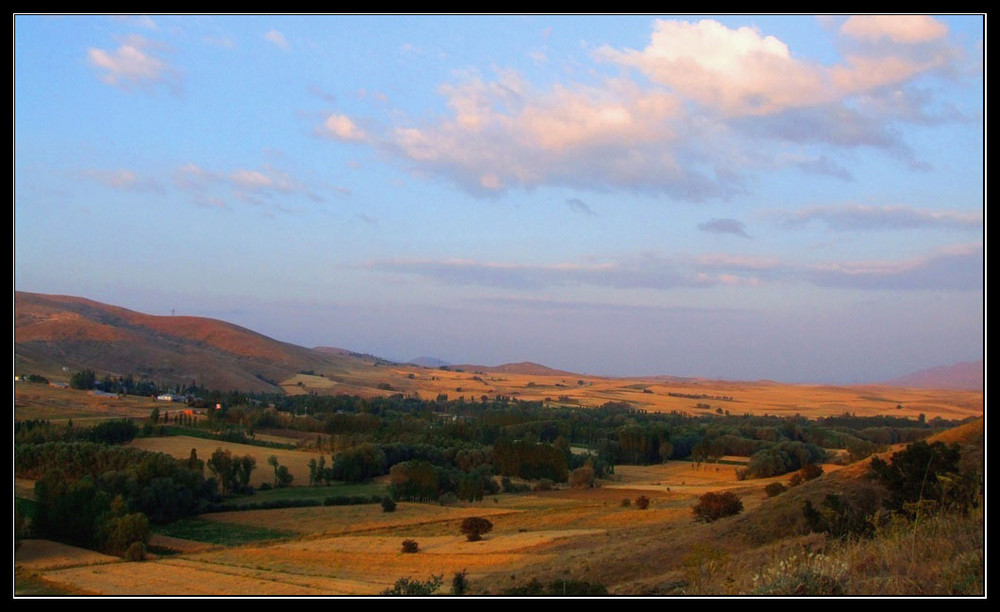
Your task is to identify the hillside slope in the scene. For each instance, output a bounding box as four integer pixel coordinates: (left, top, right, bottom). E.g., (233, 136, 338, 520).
(14, 292, 361, 392)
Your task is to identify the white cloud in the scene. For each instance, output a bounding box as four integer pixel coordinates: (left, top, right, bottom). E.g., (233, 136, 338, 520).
(320, 114, 368, 142)
(317, 17, 971, 200)
(87, 35, 176, 91)
(265, 29, 290, 50)
(840, 15, 948, 44)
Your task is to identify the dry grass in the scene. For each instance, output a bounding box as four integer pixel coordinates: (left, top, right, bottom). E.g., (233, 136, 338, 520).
(14, 383, 160, 422)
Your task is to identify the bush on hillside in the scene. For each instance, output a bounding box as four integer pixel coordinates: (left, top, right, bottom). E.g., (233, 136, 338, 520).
(692, 491, 743, 523)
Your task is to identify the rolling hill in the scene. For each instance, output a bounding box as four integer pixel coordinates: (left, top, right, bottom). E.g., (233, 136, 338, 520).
(882, 360, 984, 391)
(14, 292, 365, 393)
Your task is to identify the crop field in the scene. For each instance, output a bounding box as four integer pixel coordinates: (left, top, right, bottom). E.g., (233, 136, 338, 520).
(280, 367, 984, 421)
(15, 458, 751, 596)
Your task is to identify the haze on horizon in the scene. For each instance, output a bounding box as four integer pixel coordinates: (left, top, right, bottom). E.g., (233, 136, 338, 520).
(14, 14, 984, 384)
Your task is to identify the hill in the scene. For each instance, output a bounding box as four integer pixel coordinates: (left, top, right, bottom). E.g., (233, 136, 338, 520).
(882, 360, 984, 391)
(14, 292, 364, 393)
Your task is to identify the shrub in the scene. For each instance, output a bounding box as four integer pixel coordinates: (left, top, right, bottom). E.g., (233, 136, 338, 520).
(635, 495, 650, 510)
(692, 491, 743, 523)
(381, 497, 397, 513)
(380, 575, 443, 596)
(788, 473, 804, 487)
(401, 539, 420, 553)
(799, 463, 824, 482)
(451, 569, 469, 595)
(764, 482, 787, 498)
(460, 517, 493, 541)
(621, 498, 631, 508)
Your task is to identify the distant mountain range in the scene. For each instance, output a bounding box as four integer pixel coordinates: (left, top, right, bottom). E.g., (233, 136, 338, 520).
(14, 291, 984, 393)
(881, 360, 984, 391)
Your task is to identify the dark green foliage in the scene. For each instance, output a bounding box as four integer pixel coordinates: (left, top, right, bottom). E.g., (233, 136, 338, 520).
(381, 496, 397, 512)
(692, 491, 743, 522)
(868, 440, 974, 514)
(460, 516, 493, 541)
(100, 510, 151, 556)
(69, 369, 96, 390)
(493, 439, 568, 482)
(388, 460, 439, 501)
(331, 443, 387, 482)
(802, 488, 880, 539)
(502, 578, 608, 596)
(451, 570, 469, 595)
(380, 575, 443, 596)
(86, 419, 138, 444)
(322, 495, 381, 507)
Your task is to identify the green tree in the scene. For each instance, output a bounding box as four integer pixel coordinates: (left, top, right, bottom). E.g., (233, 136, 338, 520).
(69, 369, 97, 390)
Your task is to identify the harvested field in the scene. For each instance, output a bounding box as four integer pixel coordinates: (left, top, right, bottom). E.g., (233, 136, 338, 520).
(201, 502, 519, 536)
(15, 540, 120, 572)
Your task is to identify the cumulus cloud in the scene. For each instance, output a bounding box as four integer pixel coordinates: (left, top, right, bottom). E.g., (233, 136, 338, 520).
(319, 114, 368, 141)
(599, 17, 955, 117)
(317, 16, 969, 200)
(264, 29, 290, 50)
(777, 204, 984, 231)
(87, 35, 177, 91)
(698, 218, 751, 238)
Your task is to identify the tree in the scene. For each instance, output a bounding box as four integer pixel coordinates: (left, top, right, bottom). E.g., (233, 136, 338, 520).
(868, 439, 972, 513)
(381, 497, 397, 513)
(635, 495, 650, 510)
(380, 575, 443, 596)
(692, 491, 743, 523)
(268, 455, 280, 487)
(460, 516, 493, 541)
(69, 369, 96, 390)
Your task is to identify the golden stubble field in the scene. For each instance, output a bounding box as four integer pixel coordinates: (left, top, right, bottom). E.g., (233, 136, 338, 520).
(281, 366, 984, 421)
(16, 460, 792, 596)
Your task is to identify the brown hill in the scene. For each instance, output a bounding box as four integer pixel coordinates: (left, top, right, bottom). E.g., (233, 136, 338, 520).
(14, 291, 362, 392)
(450, 361, 580, 377)
(882, 360, 983, 391)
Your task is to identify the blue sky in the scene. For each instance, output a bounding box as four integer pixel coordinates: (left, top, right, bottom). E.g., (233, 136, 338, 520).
(14, 14, 984, 383)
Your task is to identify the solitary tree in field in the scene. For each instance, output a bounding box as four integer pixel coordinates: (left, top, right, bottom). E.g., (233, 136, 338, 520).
(460, 517, 493, 541)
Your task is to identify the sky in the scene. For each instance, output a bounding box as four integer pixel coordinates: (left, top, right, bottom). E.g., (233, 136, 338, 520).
(14, 14, 985, 383)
